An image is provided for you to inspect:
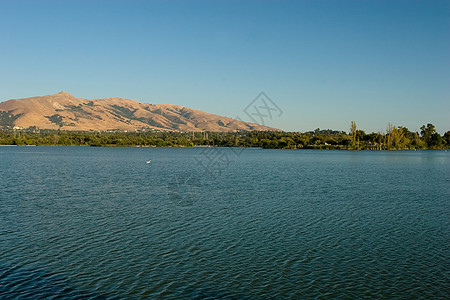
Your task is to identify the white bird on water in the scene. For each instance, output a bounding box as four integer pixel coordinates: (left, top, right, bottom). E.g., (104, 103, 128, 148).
(146, 159, 151, 164)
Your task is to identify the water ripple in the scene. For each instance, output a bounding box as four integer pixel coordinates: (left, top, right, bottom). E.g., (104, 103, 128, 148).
(0, 147, 449, 298)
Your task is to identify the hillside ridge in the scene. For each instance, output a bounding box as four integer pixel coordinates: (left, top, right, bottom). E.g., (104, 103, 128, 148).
(0, 92, 279, 132)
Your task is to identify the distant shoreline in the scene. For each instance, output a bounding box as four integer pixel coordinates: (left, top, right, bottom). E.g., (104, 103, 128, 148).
(1, 125, 449, 150)
(1, 144, 448, 152)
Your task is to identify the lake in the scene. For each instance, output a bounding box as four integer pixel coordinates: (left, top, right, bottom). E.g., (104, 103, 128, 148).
(0, 147, 449, 299)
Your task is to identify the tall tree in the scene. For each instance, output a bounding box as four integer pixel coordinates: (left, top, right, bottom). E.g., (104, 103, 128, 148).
(386, 123, 395, 150)
(390, 127, 407, 149)
(350, 121, 357, 148)
(420, 123, 442, 148)
(443, 131, 450, 147)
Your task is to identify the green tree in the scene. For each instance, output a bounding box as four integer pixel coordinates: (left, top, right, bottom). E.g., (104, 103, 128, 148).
(350, 121, 357, 148)
(386, 123, 395, 150)
(390, 127, 405, 149)
(420, 123, 442, 148)
(443, 131, 450, 148)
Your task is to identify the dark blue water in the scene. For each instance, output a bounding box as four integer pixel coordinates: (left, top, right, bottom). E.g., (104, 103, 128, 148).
(1, 147, 449, 299)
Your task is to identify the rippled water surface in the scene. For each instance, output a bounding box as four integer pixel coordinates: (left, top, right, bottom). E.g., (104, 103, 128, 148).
(1, 147, 449, 299)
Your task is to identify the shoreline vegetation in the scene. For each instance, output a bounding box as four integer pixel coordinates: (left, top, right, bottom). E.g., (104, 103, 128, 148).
(0, 123, 448, 150)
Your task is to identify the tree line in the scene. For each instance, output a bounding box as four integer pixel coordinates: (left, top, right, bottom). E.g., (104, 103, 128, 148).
(0, 123, 449, 150)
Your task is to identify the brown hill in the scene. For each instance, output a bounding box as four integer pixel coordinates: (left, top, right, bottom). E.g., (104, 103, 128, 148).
(0, 91, 279, 132)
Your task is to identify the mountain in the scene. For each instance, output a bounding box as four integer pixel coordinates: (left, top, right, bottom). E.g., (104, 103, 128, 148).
(0, 91, 279, 132)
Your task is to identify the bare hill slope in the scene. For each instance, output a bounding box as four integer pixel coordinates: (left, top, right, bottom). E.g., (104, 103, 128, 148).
(0, 91, 278, 132)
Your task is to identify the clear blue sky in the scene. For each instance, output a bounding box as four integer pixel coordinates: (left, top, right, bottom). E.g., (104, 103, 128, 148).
(1, 0, 449, 133)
